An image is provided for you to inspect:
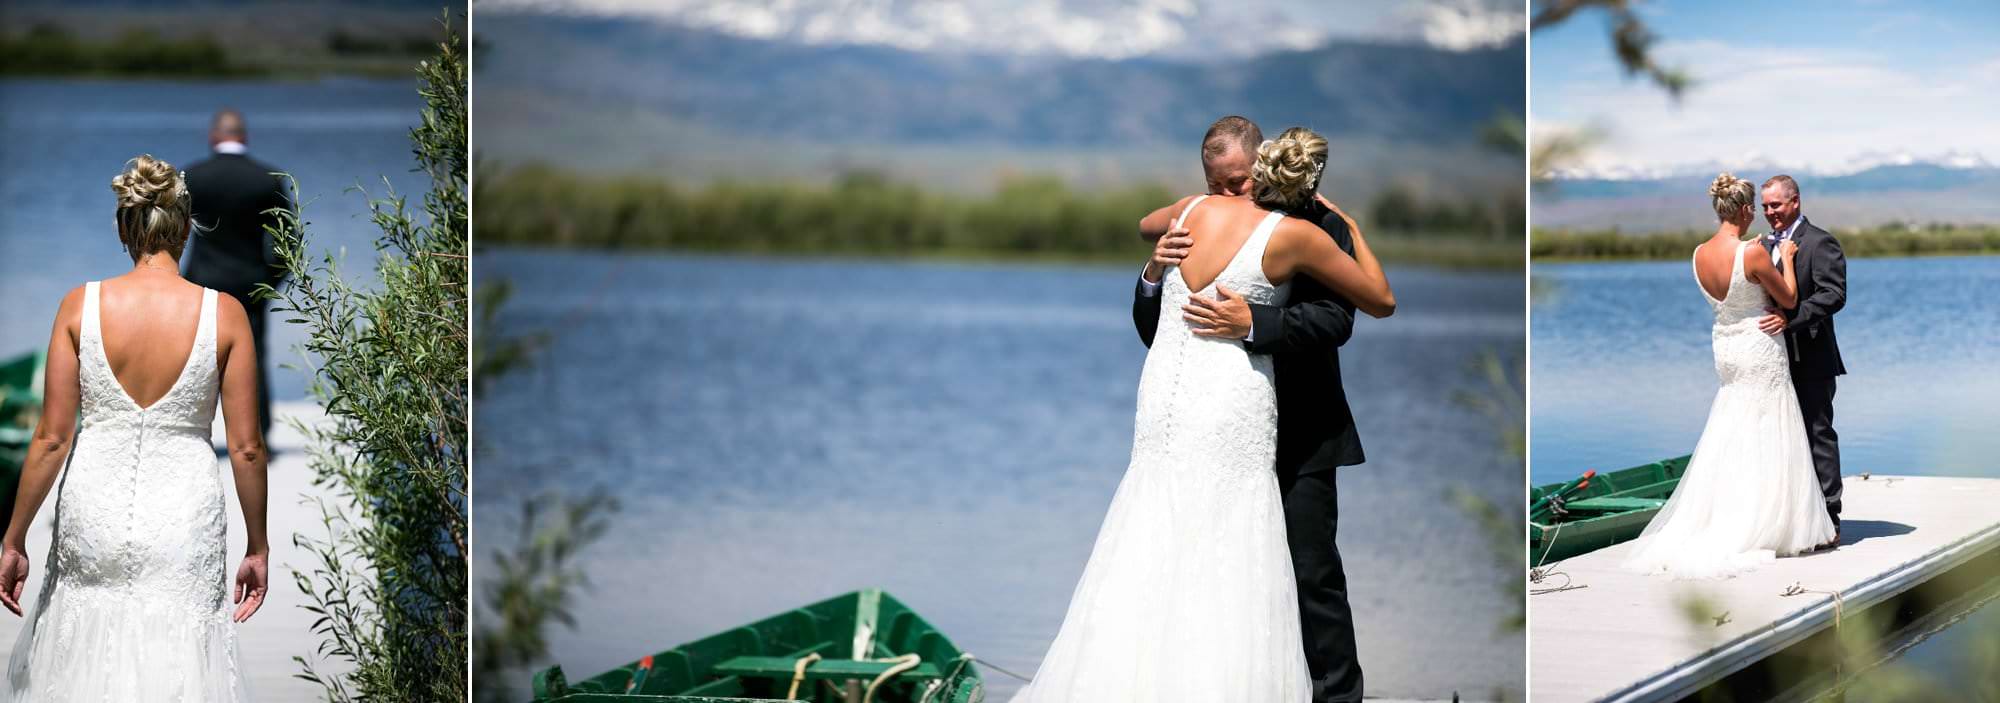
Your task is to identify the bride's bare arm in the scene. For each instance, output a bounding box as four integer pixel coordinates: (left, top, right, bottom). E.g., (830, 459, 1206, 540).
(0, 288, 85, 615)
(216, 297, 268, 558)
(215, 297, 269, 621)
(1744, 242, 1799, 309)
(1138, 195, 1200, 242)
(1272, 219, 1396, 318)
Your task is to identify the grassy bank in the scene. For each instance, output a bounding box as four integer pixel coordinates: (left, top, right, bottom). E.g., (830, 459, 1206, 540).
(474, 165, 1524, 269)
(1533, 225, 2000, 261)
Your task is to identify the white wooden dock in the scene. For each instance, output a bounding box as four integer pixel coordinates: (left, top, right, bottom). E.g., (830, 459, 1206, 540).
(1529, 475, 2000, 702)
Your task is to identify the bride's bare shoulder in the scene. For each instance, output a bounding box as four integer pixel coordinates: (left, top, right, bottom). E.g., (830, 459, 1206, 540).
(1180, 194, 1253, 223)
(53, 284, 87, 329)
(57, 284, 87, 307)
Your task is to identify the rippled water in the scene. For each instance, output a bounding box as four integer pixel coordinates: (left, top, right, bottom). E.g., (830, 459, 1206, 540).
(1530, 255, 2000, 486)
(475, 250, 1526, 700)
(0, 78, 427, 397)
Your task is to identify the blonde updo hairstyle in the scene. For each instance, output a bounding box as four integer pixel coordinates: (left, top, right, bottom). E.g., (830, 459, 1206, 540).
(110, 155, 193, 261)
(1251, 127, 1328, 212)
(1709, 171, 1755, 223)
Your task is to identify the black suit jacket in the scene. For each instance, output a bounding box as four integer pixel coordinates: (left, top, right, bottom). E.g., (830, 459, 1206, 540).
(1763, 217, 1847, 379)
(1133, 200, 1364, 480)
(182, 152, 292, 300)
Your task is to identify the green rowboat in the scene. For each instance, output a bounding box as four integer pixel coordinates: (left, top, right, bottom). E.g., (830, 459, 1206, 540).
(0, 351, 47, 532)
(1529, 455, 1689, 564)
(530, 589, 984, 703)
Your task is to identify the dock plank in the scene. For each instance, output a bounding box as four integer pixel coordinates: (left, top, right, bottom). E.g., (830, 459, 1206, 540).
(1529, 475, 2000, 702)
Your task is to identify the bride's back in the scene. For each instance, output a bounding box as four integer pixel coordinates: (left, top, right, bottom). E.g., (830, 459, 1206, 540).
(93, 275, 211, 409)
(1692, 238, 1742, 304)
(1695, 173, 1772, 322)
(1692, 239, 1774, 324)
(1136, 195, 1289, 458)
(1174, 195, 1277, 291)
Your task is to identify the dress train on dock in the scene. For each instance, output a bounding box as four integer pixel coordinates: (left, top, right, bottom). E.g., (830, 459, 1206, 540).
(1622, 242, 1835, 580)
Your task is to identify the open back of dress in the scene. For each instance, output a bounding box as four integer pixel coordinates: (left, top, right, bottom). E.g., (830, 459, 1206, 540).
(1011, 198, 1309, 701)
(8, 282, 244, 701)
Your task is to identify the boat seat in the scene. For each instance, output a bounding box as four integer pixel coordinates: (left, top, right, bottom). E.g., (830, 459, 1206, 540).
(1565, 496, 1665, 512)
(712, 656, 948, 681)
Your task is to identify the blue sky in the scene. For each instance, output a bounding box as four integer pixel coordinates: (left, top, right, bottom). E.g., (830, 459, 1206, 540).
(488, 0, 1525, 59)
(1533, 0, 2000, 176)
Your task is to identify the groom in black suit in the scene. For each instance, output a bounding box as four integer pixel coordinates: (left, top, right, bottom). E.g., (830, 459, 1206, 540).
(183, 108, 293, 437)
(1133, 116, 1367, 703)
(1757, 175, 1847, 545)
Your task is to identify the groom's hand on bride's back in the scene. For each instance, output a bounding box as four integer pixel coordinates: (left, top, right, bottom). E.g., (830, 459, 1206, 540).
(0, 549, 27, 616)
(1185, 286, 1253, 340)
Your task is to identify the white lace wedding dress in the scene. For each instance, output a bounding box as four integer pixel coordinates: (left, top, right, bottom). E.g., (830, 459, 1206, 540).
(1621, 242, 1836, 579)
(8, 282, 246, 701)
(1013, 197, 1311, 702)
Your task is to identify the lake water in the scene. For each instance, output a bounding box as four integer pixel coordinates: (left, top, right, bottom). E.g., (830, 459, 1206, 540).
(1529, 254, 2000, 694)
(1530, 255, 2000, 486)
(0, 78, 427, 399)
(474, 249, 1527, 700)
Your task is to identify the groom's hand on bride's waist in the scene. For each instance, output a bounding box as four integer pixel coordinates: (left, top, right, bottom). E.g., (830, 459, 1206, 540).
(1758, 309, 1787, 336)
(1185, 286, 1253, 340)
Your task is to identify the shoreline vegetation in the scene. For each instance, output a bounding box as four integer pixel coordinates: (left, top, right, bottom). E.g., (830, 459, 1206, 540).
(0, 24, 440, 79)
(265, 14, 469, 698)
(1533, 225, 2000, 262)
(475, 165, 1526, 270)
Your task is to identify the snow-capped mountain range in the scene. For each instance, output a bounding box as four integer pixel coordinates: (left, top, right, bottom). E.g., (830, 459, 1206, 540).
(1537, 153, 2000, 231)
(1553, 150, 1994, 183)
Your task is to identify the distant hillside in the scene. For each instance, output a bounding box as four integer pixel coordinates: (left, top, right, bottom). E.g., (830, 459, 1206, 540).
(470, 11, 1524, 200)
(476, 12, 1522, 148)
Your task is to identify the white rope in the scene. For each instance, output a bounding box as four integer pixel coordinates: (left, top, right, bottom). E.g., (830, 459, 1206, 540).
(1529, 521, 1587, 595)
(863, 654, 921, 703)
(1779, 581, 1845, 633)
(969, 654, 1033, 682)
(786, 652, 823, 700)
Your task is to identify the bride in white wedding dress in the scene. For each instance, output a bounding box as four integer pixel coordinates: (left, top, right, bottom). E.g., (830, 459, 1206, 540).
(1621, 172, 1836, 580)
(1011, 128, 1394, 702)
(0, 156, 271, 701)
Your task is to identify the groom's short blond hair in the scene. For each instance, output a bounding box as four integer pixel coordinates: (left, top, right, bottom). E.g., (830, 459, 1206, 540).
(1763, 174, 1800, 200)
(1202, 116, 1263, 165)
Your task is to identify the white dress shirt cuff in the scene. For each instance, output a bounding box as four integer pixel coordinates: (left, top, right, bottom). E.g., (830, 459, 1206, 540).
(1137, 273, 1161, 298)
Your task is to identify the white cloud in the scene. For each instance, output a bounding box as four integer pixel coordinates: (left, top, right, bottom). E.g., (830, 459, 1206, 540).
(485, 0, 1523, 59)
(1539, 39, 2000, 175)
(1410, 0, 1526, 51)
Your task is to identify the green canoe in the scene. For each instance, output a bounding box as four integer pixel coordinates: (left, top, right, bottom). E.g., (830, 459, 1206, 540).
(530, 589, 984, 703)
(0, 350, 47, 532)
(1529, 455, 1689, 564)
